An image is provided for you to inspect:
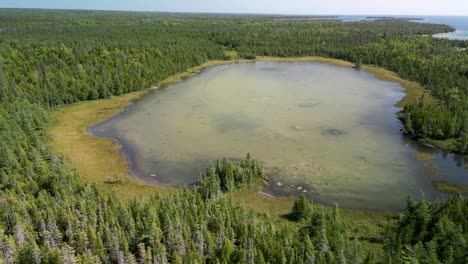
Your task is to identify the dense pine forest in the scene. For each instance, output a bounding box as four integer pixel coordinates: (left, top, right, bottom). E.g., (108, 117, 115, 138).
(0, 9, 467, 263)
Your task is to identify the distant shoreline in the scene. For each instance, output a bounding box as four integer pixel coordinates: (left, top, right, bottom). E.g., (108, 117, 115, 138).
(433, 29, 465, 38)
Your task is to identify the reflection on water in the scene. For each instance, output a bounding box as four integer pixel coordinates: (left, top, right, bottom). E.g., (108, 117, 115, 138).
(89, 62, 467, 210)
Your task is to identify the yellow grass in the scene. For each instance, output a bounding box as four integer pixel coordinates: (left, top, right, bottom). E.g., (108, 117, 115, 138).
(231, 188, 296, 217)
(425, 171, 441, 177)
(423, 162, 439, 169)
(433, 181, 468, 193)
(420, 138, 460, 152)
(257, 56, 355, 67)
(362, 65, 432, 107)
(48, 92, 175, 202)
(415, 152, 435, 161)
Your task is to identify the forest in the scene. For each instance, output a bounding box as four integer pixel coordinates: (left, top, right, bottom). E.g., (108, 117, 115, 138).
(0, 9, 467, 263)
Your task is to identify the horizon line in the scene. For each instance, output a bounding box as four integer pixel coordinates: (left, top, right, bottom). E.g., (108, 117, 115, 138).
(0, 7, 467, 17)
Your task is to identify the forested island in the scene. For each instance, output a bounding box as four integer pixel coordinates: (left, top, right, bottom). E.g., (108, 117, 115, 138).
(0, 9, 467, 263)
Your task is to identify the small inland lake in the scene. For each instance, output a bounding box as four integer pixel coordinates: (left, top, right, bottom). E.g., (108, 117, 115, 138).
(89, 61, 467, 210)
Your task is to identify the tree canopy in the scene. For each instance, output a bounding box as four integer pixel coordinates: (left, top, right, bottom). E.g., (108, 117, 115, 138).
(0, 9, 467, 263)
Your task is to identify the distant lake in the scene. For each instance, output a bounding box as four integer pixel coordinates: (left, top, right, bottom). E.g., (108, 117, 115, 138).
(339, 15, 468, 40)
(89, 62, 467, 210)
(416, 16, 468, 40)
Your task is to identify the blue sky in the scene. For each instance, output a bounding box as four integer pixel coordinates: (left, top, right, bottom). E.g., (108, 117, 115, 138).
(1, 0, 468, 16)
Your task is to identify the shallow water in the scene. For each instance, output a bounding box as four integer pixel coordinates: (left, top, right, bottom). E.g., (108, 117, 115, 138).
(89, 62, 467, 210)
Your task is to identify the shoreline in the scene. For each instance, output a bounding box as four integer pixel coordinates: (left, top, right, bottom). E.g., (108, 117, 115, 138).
(48, 90, 176, 202)
(433, 29, 468, 39)
(48, 55, 457, 206)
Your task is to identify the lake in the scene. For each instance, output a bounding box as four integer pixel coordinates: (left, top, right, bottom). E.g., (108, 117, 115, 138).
(419, 16, 468, 40)
(339, 15, 468, 40)
(89, 62, 467, 210)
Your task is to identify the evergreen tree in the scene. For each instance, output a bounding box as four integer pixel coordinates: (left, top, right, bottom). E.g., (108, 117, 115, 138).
(291, 194, 313, 221)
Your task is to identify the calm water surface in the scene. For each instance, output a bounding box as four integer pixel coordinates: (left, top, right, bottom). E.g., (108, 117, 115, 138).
(339, 15, 468, 40)
(89, 62, 467, 210)
(417, 16, 468, 40)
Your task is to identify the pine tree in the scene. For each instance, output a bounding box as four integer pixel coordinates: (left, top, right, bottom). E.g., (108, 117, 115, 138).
(292, 194, 313, 221)
(303, 235, 316, 264)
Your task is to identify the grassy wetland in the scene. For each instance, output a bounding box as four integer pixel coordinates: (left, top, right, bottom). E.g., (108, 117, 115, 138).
(50, 55, 466, 212)
(47, 56, 356, 200)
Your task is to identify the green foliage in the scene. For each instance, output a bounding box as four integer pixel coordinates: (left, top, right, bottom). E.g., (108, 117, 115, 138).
(354, 38, 468, 145)
(355, 58, 362, 70)
(401, 98, 466, 141)
(0, 98, 367, 262)
(198, 154, 264, 199)
(0, 9, 464, 146)
(0, 9, 467, 263)
(383, 195, 468, 264)
(241, 53, 257, 60)
(291, 194, 314, 221)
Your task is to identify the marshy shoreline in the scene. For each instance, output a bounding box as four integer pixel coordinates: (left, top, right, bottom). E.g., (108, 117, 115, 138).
(48, 56, 465, 210)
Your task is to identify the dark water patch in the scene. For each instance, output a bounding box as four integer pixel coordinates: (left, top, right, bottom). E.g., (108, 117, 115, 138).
(265, 166, 282, 177)
(321, 128, 345, 136)
(259, 65, 281, 72)
(297, 102, 321, 108)
(358, 155, 369, 163)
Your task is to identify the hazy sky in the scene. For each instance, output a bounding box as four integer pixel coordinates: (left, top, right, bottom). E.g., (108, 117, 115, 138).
(1, 0, 468, 16)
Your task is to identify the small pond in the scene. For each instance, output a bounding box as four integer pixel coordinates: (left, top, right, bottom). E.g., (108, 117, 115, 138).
(89, 62, 467, 210)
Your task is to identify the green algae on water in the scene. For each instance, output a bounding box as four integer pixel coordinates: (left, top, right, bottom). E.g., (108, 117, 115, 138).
(424, 171, 441, 177)
(415, 152, 435, 161)
(433, 181, 468, 193)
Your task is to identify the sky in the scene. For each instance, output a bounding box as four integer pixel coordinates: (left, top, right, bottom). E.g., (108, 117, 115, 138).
(1, 0, 468, 16)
